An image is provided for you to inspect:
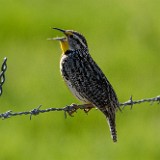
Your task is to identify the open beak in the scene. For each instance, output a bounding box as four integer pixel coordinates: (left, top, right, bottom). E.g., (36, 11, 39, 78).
(49, 28, 69, 53)
(47, 28, 67, 42)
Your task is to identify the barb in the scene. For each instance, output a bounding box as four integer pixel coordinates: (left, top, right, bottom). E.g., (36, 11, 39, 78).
(0, 57, 7, 96)
(0, 95, 159, 120)
(120, 95, 160, 107)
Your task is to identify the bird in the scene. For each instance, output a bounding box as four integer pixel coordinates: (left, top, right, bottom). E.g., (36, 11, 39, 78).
(51, 28, 119, 142)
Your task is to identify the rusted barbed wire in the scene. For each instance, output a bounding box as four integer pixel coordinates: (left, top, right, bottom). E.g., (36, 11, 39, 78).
(0, 57, 7, 96)
(0, 95, 159, 120)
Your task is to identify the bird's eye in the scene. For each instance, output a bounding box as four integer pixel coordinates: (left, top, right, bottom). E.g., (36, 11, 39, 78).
(70, 35, 73, 38)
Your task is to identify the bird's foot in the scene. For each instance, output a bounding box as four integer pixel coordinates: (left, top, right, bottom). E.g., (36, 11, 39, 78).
(64, 103, 94, 118)
(65, 103, 79, 117)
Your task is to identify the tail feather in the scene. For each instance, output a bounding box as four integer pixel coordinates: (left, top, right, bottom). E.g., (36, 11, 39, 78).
(106, 114, 117, 142)
(101, 108, 117, 142)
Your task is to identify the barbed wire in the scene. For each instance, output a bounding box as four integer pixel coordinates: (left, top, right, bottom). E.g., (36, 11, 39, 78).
(0, 57, 159, 120)
(0, 95, 159, 120)
(0, 57, 7, 96)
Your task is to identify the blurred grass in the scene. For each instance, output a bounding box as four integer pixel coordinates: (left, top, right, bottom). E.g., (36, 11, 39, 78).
(0, 0, 160, 159)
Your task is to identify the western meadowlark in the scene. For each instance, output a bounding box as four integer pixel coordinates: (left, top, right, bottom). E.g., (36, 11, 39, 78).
(51, 28, 119, 142)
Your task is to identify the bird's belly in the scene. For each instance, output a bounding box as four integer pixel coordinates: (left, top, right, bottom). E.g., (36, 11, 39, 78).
(64, 78, 90, 103)
(60, 54, 90, 103)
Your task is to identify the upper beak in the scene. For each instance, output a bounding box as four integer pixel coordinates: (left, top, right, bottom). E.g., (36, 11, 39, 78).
(53, 28, 73, 36)
(53, 28, 66, 34)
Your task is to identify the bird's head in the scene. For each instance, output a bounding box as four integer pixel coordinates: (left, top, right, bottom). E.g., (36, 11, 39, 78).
(49, 28, 88, 54)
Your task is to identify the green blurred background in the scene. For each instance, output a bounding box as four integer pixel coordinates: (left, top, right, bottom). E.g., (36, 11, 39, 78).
(0, 0, 160, 159)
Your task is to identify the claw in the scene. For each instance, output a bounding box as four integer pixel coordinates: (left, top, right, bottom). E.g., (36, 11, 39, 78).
(84, 107, 92, 114)
(65, 103, 78, 117)
(83, 104, 94, 114)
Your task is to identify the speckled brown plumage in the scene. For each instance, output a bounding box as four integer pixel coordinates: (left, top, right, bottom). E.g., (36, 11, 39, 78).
(53, 28, 119, 142)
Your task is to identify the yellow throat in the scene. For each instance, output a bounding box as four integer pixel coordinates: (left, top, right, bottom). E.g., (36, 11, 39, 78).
(59, 40, 69, 54)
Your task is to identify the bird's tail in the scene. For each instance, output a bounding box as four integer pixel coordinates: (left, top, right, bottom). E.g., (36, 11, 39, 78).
(106, 114, 117, 142)
(102, 109, 117, 142)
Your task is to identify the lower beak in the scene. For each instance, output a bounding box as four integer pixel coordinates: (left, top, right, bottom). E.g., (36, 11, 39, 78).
(47, 37, 66, 41)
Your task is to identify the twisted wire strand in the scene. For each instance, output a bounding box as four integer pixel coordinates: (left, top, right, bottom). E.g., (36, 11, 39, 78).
(0, 95, 159, 120)
(0, 57, 7, 96)
(0, 57, 159, 120)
